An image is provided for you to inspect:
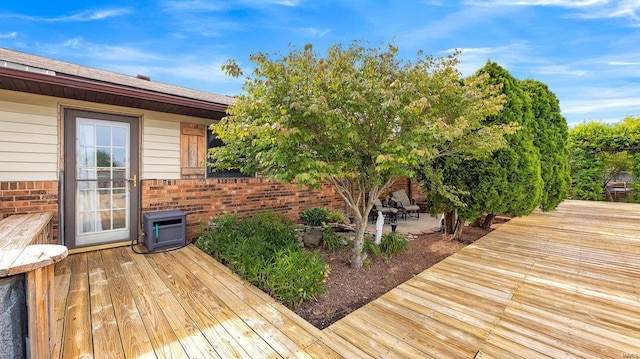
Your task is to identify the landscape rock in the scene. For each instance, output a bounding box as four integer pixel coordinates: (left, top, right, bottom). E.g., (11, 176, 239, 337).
(301, 226, 323, 248)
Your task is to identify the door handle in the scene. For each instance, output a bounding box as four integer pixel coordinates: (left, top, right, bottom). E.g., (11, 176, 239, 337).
(128, 174, 137, 188)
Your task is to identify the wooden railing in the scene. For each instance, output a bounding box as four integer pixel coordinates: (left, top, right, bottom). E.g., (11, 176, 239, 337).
(0, 212, 68, 359)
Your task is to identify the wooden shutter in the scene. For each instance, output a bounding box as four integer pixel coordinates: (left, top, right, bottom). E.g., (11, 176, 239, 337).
(180, 123, 206, 179)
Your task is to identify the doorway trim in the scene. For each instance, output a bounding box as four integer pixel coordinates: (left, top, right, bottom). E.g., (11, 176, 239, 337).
(63, 108, 140, 250)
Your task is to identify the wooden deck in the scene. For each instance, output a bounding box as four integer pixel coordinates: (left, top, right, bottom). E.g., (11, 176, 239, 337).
(325, 200, 640, 358)
(52, 244, 363, 358)
(53, 200, 640, 358)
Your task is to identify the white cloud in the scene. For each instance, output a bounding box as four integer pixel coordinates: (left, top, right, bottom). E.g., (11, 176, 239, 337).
(63, 9, 131, 21)
(466, 0, 640, 23)
(103, 57, 244, 95)
(421, 0, 446, 5)
(557, 84, 640, 125)
(264, 0, 302, 6)
(161, 0, 301, 12)
(467, 1, 608, 7)
(57, 38, 161, 63)
(434, 42, 639, 125)
(0, 32, 17, 39)
(0, 8, 131, 22)
(302, 27, 331, 37)
(607, 61, 640, 66)
(398, 4, 519, 49)
(535, 65, 588, 76)
(41, 37, 243, 95)
(563, 97, 640, 115)
(439, 42, 533, 76)
(160, 1, 226, 12)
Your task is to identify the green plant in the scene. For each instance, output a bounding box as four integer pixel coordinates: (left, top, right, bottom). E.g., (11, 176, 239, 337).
(196, 211, 329, 307)
(299, 207, 330, 226)
(363, 257, 371, 270)
(362, 238, 381, 257)
(380, 232, 408, 255)
(325, 210, 344, 224)
(322, 227, 341, 251)
(264, 248, 329, 306)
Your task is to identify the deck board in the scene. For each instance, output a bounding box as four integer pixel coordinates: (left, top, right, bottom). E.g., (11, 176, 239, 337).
(54, 200, 640, 358)
(87, 251, 125, 358)
(324, 200, 640, 358)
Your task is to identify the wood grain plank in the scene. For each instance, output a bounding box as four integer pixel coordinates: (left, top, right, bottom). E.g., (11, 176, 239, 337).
(145, 251, 278, 359)
(182, 245, 363, 358)
(99, 249, 156, 358)
(26, 267, 49, 359)
(6, 244, 67, 276)
(62, 254, 93, 358)
(338, 310, 442, 359)
(87, 251, 125, 358)
(324, 200, 640, 358)
(362, 299, 475, 358)
(125, 248, 222, 358)
(169, 248, 312, 358)
(0, 212, 54, 275)
(111, 248, 188, 359)
(51, 257, 72, 359)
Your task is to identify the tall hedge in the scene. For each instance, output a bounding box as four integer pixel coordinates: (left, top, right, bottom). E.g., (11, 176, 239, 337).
(421, 62, 573, 234)
(458, 62, 543, 223)
(569, 117, 640, 201)
(521, 79, 571, 211)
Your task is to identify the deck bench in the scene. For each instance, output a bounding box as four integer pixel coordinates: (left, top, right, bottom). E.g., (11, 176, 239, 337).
(0, 212, 68, 359)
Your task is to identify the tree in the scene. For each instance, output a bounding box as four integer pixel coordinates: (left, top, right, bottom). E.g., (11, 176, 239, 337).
(521, 79, 571, 211)
(209, 42, 513, 268)
(568, 121, 611, 200)
(569, 116, 640, 201)
(421, 61, 545, 235)
(460, 62, 543, 229)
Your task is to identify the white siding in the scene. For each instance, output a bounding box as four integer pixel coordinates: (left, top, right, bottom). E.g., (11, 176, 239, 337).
(0, 92, 58, 181)
(0, 89, 218, 182)
(142, 117, 181, 179)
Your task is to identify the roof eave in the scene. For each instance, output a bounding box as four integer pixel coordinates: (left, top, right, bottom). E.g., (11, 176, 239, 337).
(0, 66, 229, 117)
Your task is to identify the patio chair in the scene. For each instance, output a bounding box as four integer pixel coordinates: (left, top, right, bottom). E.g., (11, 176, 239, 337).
(372, 198, 398, 223)
(391, 190, 420, 220)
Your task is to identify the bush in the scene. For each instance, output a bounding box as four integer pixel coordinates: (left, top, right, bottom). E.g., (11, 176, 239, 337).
(325, 210, 345, 224)
(322, 227, 341, 251)
(196, 211, 327, 306)
(300, 207, 345, 226)
(360, 232, 408, 259)
(299, 207, 329, 226)
(263, 248, 329, 306)
(362, 238, 381, 257)
(380, 232, 408, 255)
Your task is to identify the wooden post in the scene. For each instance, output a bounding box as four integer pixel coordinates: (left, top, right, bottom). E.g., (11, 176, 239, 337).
(0, 212, 68, 359)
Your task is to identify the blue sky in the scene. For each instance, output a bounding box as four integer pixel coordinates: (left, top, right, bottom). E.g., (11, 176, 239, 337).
(1, 1, 639, 126)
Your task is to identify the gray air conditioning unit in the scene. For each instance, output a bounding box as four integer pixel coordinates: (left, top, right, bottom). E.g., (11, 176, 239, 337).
(142, 210, 187, 252)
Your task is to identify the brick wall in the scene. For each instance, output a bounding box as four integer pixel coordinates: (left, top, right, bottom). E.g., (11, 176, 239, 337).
(0, 181, 59, 243)
(141, 178, 346, 241)
(0, 178, 422, 245)
(385, 177, 426, 201)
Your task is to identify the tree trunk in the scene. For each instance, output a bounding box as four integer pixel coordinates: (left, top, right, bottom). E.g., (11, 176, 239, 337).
(444, 211, 464, 241)
(482, 213, 496, 230)
(470, 216, 483, 227)
(350, 215, 368, 268)
(444, 210, 457, 235)
(453, 218, 464, 240)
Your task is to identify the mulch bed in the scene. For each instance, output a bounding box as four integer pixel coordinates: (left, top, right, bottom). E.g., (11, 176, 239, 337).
(291, 225, 494, 329)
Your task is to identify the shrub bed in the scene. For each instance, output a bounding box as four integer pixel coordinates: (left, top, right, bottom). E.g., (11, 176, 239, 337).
(196, 211, 329, 307)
